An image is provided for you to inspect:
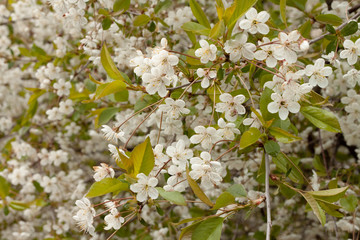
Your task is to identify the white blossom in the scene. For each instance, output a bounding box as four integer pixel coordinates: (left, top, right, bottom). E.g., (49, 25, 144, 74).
(195, 40, 217, 64)
(239, 7, 270, 35)
(130, 173, 159, 202)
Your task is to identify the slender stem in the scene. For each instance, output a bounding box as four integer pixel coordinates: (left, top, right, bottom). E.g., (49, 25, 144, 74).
(157, 111, 163, 145)
(309, 11, 360, 45)
(265, 153, 272, 240)
(318, 130, 329, 177)
(214, 143, 240, 161)
(166, 80, 201, 91)
(124, 102, 162, 149)
(115, 99, 163, 131)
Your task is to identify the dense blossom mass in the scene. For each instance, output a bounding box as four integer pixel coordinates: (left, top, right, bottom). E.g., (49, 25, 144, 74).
(0, 0, 360, 240)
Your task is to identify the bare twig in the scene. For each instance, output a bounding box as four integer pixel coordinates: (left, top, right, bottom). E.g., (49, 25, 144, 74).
(309, 11, 360, 45)
(265, 153, 272, 240)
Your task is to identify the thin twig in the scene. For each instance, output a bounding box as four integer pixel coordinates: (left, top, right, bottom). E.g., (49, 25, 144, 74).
(309, 11, 360, 45)
(166, 80, 201, 91)
(265, 153, 272, 240)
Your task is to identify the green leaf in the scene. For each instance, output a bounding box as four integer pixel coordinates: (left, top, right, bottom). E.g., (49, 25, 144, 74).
(209, 20, 225, 39)
(180, 221, 203, 240)
(189, 0, 211, 28)
(182, 22, 211, 35)
(113, 0, 130, 12)
(264, 140, 280, 156)
(340, 195, 358, 212)
(9, 201, 30, 211)
(101, 43, 126, 81)
(301, 192, 326, 225)
(308, 186, 348, 203)
(192, 217, 224, 240)
(226, 0, 257, 29)
(315, 14, 342, 26)
(299, 20, 312, 38)
(102, 17, 112, 30)
(313, 155, 326, 173)
(341, 20, 358, 36)
(95, 80, 127, 100)
(154, 0, 172, 14)
(269, 127, 301, 143)
(98, 107, 119, 126)
(133, 14, 151, 26)
(212, 192, 236, 210)
(114, 88, 129, 102)
(317, 199, 343, 218)
(326, 24, 336, 34)
(301, 106, 341, 133)
(280, 0, 286, 25)
(156, 187, 186, 206)
(0, 176, 10, 199)
(86, 178, 129, 198)
(240, 127, 261, 149)
(227, 184, 247, 197)
(127, 137, 155, 177)
(186, 167, 213, 207)
(273, 152, 303, 184)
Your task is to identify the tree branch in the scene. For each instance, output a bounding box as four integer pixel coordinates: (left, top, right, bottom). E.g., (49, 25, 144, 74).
(265, 153, 272, 240)
(309, 11, 360, 45)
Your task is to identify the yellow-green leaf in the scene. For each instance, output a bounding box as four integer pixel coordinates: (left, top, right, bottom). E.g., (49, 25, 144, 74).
(86, 178, 129, 198)
(269, 127, 301, 143)
(301, 106, 341, 133)
(189, 0, 211, 28)
(280, 0, 286, 25)
(308, 186, 348, 203)
(95, 80, 127, 100)
(133, 14, 151, 26)
(209, 20, 225, 39)
(239, 127, 261, 149)
(101, 43, 125, 81)
(301, 192, 326, 225)
(156, 187, 186, 206)
(127, 137, 155, 177)
(212, 192, 235, 210)
(186, 167, 213, 207)
(192, 217, 224, 240)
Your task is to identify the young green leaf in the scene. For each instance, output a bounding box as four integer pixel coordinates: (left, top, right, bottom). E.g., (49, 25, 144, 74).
(315, 14, 342, 26)
(209, 20, 225, 39)
(86, 178, 129, 198)
(227, 184, 247, 197)
(212, 192, 236, 210)
(300, 192, 326, 225)
(239, 127, 261, 149)
(113, 0, 130, 12)
(133, 14, 151, 26)
(0, 176, 10, 199)
(280, 0, 286, 25)
(301, 106, 341, 133)
(186, 167, 214, 207)
(339, 195, 358, 212)
(192, 217, 224, 240)
(269, 127, 301, 143)
(101, 43, 126, 82)
(308, 186, 348, 203)
(264, 140, 280, 156)
(156, 187, 187, 206)
(182, 22, 211, 35)
(189, 0, 211, 28)
(128, 137, 155, 177)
